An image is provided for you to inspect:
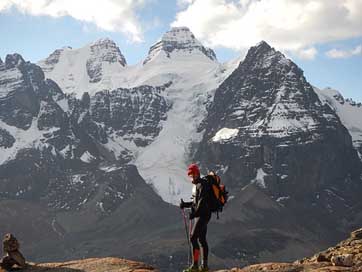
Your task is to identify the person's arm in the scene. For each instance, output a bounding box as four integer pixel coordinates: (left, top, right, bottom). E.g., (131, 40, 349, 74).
(191, 183, 208, 218)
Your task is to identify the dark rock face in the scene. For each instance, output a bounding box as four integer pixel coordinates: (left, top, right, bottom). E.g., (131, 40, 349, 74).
(37, 99, 67, 130)
(0, 128, 15, 148)
(90, 85, 170, 146)
(86, 38, 127, 83)
(0, 54, 42, 129)
(144, 27, 217, 64)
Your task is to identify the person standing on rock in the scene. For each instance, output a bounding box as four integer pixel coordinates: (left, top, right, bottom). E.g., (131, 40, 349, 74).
(180, 164, 211, 272)
(0, 233, 26, 270)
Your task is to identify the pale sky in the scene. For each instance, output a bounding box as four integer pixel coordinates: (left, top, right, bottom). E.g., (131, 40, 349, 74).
(0, 0, 361, 100)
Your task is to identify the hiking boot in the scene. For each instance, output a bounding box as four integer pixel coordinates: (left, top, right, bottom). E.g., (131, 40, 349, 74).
(199, 264, 209, 272)
(183, 264, 199, 272)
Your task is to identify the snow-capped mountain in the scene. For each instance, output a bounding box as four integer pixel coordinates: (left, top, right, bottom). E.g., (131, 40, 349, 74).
(38, 38, 127, 95)
(0, 52, 171, 209)
(1, 27, 362, 271)
(196, 41, 362, 204)
(37, 27, 234, 203)
(315, 87, 362, 159)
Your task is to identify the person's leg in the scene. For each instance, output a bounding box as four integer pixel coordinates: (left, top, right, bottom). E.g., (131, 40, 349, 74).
(198, 215, 211, 271)
(190, 217, 201, 267)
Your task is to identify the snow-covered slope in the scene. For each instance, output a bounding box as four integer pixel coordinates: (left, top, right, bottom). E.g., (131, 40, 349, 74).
(37, 27, 238, 204)
(38, 38, 127, 96)
(315, 87, 362, 158)
(129, 28, 229, 203)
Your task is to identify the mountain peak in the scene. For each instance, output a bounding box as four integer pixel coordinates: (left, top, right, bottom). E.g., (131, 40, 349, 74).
(88, 37, 127, 67)
(248, 40, 276, 59)
(0, 57, 3, 65)
(242, 41, 292, 70)
(5, 53, 25, 69)
(91, 37, 117, 47)
(256, 40, 272, 49)
(143, 26, 217, 64)
(161, 26, 196, 43)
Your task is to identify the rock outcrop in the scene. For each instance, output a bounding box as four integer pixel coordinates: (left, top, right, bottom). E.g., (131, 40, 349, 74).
(218, 228, 362, 271)
(0, 258, 155, 272)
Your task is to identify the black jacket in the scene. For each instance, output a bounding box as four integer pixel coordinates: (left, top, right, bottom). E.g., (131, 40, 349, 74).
(184, 177, 211, 218)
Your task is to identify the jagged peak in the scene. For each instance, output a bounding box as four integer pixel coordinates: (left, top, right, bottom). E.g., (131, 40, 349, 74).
(161, 26, 198, 43)
(144, 26, 217, 64)
(248, 40, 277, 58)
(255, 40, 272, 49)
(0, 57, 3, 65)
(91, 37, 117, 47)
(5, 53, 25, 69)
(87, 37, 127, 66)
(241, 41, 293, 70)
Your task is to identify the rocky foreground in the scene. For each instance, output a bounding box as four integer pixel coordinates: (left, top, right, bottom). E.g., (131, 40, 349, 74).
(0, 258, 155, 272)
(2, 228, 361, 272)
(220, 228, 362, 272)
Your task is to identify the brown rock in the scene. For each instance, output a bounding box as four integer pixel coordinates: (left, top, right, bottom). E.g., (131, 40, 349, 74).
(316, 253, 329, 263)
(331, 254, 353, 267)
(21, 258, 156, 272)
(351, 228, 362, 240)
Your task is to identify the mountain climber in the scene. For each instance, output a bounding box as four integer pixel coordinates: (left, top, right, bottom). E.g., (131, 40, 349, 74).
(180, 163, 211, 272)
(0, 233, 26, 270)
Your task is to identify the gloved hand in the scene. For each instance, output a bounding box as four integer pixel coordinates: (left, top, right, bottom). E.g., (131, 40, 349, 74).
(179, 199, 186, 209)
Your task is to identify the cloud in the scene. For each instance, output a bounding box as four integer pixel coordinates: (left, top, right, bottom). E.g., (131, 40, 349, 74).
(326, 45, 362, 59)
(296, 47, 318, 60)
(172, 0, 362, 59)
(0, 0, 148, 42)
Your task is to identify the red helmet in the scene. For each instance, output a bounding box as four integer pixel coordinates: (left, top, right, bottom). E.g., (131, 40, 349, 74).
(187, 163, 200, 177)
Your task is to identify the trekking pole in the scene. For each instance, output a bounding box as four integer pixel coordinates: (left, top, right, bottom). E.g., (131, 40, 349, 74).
(181, 200, 192, 267)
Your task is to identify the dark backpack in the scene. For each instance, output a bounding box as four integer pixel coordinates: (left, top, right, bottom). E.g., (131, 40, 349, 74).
(205, 171, 228, 218)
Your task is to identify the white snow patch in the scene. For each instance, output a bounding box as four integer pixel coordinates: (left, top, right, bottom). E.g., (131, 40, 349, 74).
(70, 174, 86, 185)
(80, 151, 95, 163)
(251, 168, 268, 189)
(99, 165, 122, 172)
(0, 118, 58, 165)
(212, 128, 239, 142)
(276, 196, 290, 202)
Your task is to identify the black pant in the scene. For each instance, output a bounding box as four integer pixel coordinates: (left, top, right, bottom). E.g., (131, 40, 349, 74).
(190, 214, 211, 265)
